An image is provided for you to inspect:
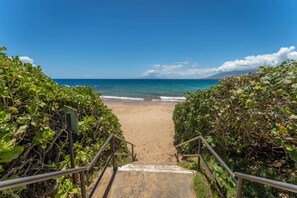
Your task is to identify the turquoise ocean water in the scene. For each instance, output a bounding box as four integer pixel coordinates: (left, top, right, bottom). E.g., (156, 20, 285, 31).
(54, 79, 219, 102)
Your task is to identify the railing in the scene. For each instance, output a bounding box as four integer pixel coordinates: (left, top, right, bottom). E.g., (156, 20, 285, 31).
(0, 134, 136, 198)
(175, 135, 297, 198)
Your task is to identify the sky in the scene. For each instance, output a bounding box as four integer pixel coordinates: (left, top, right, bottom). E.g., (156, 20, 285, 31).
(1, 0, 297, 79)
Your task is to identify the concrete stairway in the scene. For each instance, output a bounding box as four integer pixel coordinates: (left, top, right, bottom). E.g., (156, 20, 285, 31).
(92, 164, 196, 198)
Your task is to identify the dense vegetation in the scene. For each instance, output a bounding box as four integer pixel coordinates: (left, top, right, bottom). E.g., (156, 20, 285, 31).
(0, 47, 126, 197)
(173, 61, 297, 197)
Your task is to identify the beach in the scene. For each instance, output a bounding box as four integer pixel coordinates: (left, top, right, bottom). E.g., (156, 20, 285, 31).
(105, 101, 178, 164)
(54, 79, 218, 163)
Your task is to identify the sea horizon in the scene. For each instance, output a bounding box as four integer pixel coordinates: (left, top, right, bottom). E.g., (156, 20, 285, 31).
(54, 79, 219, 102)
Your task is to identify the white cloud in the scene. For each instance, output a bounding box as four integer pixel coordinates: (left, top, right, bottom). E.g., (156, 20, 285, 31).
(143, 69, 157, 76)
(288, 51, 297, 60)
(142, 61, 214, 78)
(142, 46, 297, 78)
(216, 46, 297, 72)
(19, 56, 34, 64)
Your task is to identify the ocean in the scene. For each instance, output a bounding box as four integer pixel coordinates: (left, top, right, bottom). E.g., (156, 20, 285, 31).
(54, 79, 219, 102)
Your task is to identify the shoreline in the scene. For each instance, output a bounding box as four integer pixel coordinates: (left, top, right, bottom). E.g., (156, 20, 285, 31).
(102, 98, 181, 106)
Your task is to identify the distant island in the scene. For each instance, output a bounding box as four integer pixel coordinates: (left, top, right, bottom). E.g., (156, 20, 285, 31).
(206, 69, 257, 79)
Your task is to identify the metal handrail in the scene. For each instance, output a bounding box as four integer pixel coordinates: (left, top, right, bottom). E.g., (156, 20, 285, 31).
(0, 134, 136, 198)
(87, 135, 114, 173)
(176, 136, 235, 180)
(176, 136, 200, 147)
(200, 136, 236, 180)
(0, 167, 87, 191)
(175, 135, 297, 197)
(113, 134, 136, 146)
(88, 153, 114, 197)
(235, 172, 297, 196)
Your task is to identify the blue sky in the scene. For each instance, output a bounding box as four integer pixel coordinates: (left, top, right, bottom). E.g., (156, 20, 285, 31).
(1, 0, 297, 78)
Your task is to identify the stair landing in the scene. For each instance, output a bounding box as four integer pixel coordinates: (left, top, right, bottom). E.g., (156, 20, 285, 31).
(92, 164, 196, 198)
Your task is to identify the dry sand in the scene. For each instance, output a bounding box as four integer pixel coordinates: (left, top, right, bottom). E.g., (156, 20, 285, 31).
(106, 102, 177, 164)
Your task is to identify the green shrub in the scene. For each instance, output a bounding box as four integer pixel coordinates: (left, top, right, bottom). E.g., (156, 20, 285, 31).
(0, 47, 126, 197)
(173, 61, 297, 197)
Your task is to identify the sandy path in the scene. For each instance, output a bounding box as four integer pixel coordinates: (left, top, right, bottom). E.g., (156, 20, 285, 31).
(106, 103, 177, 164)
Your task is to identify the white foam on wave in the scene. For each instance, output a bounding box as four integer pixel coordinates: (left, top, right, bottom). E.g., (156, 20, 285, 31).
(161, 96, 186, 100)
(100, 96, 145, 101)
(152, 96, 186, 102)
(62, 85, 86, 88)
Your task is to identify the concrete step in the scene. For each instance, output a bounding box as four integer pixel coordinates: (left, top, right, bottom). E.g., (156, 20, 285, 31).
(92, 164, 196, 198)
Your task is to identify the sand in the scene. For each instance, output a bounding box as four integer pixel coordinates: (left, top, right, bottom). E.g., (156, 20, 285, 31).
(106, 102, 177, 164)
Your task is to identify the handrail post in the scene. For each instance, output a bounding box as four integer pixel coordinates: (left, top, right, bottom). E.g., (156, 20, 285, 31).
(236, 177, 243, 198)
(197, 137, 201, 171)
(112, 136, 116, 170)
(66, 113, 77, 187)
(132, 144, 135, 161)
(176, 149, 180, 162)
(79, 171, 87, 198)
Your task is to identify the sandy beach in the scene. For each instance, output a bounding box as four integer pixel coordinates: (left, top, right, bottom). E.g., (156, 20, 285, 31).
(106, 101, 177, 164)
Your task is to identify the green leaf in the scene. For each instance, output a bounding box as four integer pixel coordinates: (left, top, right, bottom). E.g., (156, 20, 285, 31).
(0, 111, 11, 123)
(0, 134, 15, 150)
(288, 150, 297, 163)
(276, 138, 283, 145)
(206, 136, 213, 143)
(271, 128, 278, 135)
(0, 146, 24, 163)
(278, 125, 288, 135)
(9, 107, 18, 114)
(56, 193, 68, 198)
(282, 107, 292, 116)
(289, 114, 297, 120)
(16, 125, 28, 134)
(32, 127, 55, 148)
(285, 144, 294, 151)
